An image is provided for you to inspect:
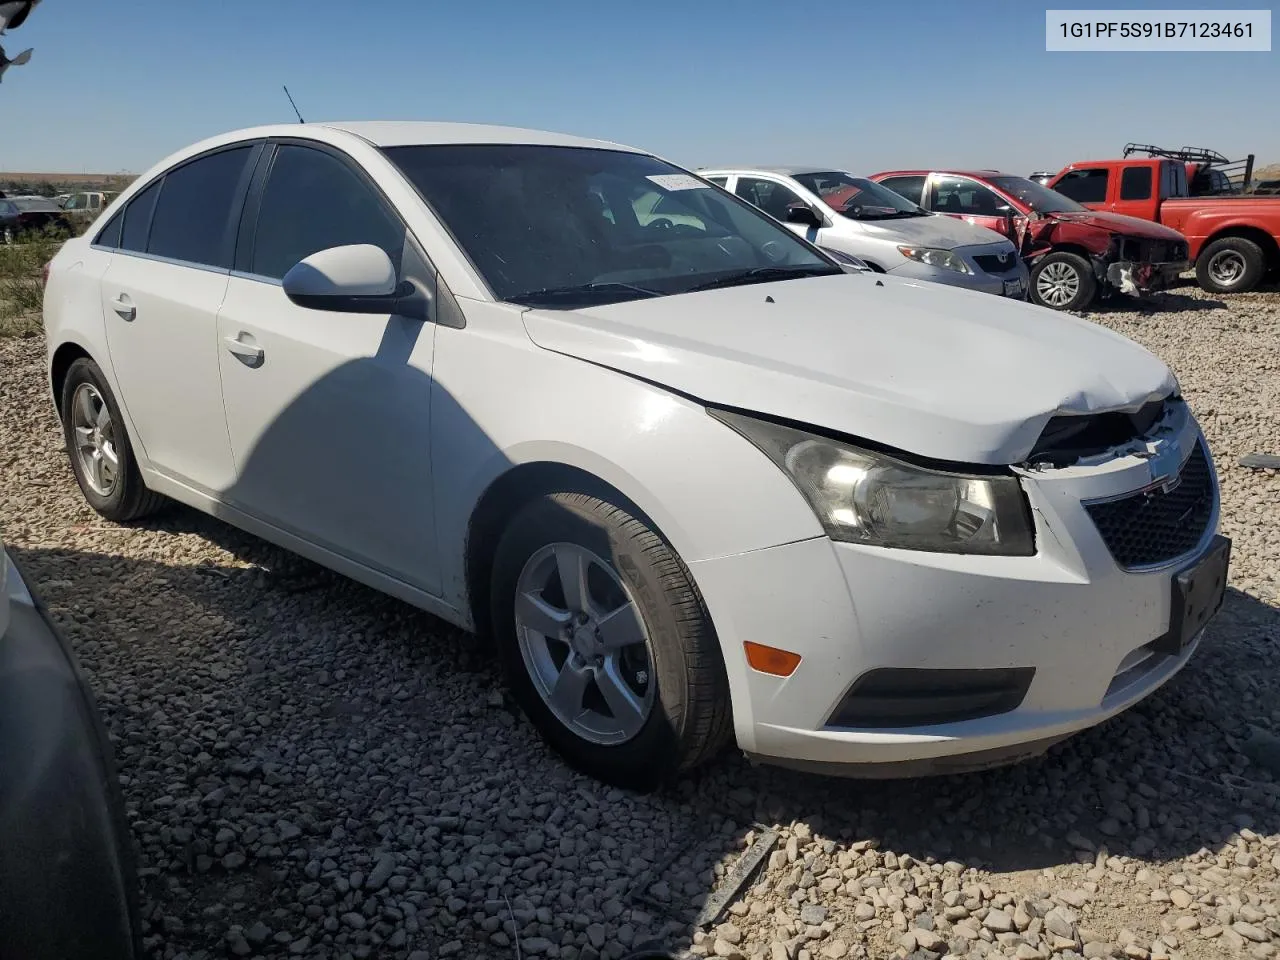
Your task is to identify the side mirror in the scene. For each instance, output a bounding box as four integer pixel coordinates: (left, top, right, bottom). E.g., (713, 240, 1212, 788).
(283, 244, 428, 319)
(784, 203, 824, 228)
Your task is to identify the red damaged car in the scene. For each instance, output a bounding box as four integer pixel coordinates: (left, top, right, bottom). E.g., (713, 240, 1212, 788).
(869, 170, 1190, 311)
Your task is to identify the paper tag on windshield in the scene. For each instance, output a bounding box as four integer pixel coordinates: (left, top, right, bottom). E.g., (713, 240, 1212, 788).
(647, 173, 705, 191)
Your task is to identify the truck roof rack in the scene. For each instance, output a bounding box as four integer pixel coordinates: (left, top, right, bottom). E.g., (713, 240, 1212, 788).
(1123, 143, 1231, 165)
(1121, 143, 1255, 192)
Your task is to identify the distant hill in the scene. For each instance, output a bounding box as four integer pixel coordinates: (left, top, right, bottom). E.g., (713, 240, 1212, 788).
(0, 172, 135, 196)
(1254, 163, 1280, 181)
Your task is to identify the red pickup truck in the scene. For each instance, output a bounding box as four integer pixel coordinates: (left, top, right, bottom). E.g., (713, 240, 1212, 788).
(1047, 157, 1280, 294)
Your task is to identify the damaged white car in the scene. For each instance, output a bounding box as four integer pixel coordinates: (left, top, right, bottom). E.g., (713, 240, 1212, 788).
(41, 122, 1229, 791)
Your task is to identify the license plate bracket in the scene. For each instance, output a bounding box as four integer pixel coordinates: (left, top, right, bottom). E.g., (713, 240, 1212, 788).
(1154, 534, 1231, 655)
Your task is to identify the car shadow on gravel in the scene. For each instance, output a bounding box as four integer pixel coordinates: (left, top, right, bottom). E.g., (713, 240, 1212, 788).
(17, 527, 1280, 942)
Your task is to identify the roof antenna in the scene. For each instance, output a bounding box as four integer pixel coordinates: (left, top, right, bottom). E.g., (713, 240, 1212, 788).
(282, 84, 305, 124)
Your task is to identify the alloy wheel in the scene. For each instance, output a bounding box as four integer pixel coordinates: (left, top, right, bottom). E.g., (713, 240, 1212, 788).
(1036, 261, 1081, 307)
(1207, 249, 1246, 288)
(71, 383, 119, 497)
(513, 542, 656, 745)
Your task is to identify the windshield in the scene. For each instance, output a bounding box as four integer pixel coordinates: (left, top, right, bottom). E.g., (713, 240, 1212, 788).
(383, 144, 841, 307)
(12, 198, 60, 213)
(793, 171, 927, 220)
(986, 176, 1086, 214)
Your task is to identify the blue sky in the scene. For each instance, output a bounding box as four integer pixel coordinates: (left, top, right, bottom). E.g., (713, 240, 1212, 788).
(1, 0, 1276, 175)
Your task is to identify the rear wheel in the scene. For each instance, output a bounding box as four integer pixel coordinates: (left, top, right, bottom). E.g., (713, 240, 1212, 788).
(1030, 251, 1096, 310)
(1196, 236, 1266, 294)
(60, 358, 166, 522)
(490, 492, 732, 791)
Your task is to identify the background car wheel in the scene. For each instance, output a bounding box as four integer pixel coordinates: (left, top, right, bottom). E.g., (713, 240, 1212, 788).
(1030, 251, 1097, 310)
(60, 358, 166, 523)
(1196, 237, 1266, 294)
(490, 491, 732, 791)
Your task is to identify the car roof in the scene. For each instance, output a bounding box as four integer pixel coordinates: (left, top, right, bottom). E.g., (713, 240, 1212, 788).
(872, 170, 1018, 179)
(697, 165, 848, 177)
(175, 120, 644, 155)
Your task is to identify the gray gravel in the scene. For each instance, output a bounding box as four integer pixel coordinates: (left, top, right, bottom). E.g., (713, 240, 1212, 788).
(1, 279, 1278, 960)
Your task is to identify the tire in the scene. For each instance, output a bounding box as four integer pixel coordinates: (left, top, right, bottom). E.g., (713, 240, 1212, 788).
(1196, 236, 1266, 294)
(1029, 251, 1097, 311)
(60, 358, 166, 522)
(490, 492, 732, 791)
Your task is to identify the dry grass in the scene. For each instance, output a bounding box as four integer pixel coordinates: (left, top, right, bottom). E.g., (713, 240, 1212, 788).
(0, 232, 68, 338)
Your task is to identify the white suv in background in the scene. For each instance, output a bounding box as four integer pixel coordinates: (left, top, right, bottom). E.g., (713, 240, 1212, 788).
(699, 166, 1029, 299)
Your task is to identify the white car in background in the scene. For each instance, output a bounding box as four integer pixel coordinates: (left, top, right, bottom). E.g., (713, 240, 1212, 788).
(42, 121, 1227, 790)
(699, 166, 1029, 299)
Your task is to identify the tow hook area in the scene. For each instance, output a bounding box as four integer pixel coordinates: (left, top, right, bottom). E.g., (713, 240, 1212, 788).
(1106, 260, 1149, 297)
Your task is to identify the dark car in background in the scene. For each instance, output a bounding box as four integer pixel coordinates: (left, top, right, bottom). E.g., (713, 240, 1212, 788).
(1, 537, 142, 960)
(1, 195, 74, 242)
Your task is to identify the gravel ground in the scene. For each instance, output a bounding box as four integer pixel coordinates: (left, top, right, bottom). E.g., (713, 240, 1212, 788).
(1, 280, 1279, 960)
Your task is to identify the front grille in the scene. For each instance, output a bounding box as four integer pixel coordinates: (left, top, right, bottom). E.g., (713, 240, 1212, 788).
(973, 252, 1019, 274)
(1118, 238, 1189, 264)
(1085, 441, 1215, 569)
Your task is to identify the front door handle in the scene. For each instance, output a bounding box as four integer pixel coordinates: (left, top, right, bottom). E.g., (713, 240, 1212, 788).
(109, 295, 135, 321)
(224, 335, 264, 364)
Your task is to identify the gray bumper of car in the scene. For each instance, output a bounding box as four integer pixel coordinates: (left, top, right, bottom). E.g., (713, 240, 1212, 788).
(0, 557, 141, 960)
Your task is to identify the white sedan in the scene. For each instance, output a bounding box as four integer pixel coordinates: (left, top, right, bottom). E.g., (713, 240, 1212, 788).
(698, 166, 1029, 299)
(42, 121, 1228, 790)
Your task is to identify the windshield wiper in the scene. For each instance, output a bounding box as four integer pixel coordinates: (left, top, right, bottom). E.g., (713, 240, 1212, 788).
(508, 281, 662, 307)
(683, 265, 840, 293)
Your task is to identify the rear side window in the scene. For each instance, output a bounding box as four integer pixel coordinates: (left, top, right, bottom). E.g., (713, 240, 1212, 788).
(120, 181, 161, 253)
(147, 146, 253, 268)
(249, 145, 404, 281)
(95, 210, 124, 248)
(1120, 166, 1153, 201)
(878, 176, 925, 206)
(1054, 168, 1109, 203)
(705, 176, 729, 187)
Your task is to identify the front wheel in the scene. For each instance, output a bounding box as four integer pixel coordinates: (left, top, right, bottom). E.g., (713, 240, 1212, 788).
(1029, 251, 1097, 310)
(490, 492, 732, 790)
(1196, 236, 1266, 294)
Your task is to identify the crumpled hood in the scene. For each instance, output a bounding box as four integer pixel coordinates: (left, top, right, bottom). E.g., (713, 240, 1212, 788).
(522, 273, 1177, 465)
(1043, 210, 1186, 242)
(847, 212, 1011, 250)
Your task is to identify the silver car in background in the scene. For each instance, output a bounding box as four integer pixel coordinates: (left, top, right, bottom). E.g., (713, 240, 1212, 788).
(699, 166, 1029, 299)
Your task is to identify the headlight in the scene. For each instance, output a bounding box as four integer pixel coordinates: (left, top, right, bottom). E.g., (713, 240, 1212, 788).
(897, 245, 972, 274)
(711, 411, 1035, 556)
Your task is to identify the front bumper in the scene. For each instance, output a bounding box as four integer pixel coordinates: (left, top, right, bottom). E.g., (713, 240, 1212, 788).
(1106, 259, 1191, 296)
(691, 414, 1223, 776)
(0, 551, 141, 960)
(887, 253, 1030, 299)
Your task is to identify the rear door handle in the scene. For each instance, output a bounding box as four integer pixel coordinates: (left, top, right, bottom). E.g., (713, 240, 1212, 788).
(224, 335, 264, 364)
(109, 295, 135, 321)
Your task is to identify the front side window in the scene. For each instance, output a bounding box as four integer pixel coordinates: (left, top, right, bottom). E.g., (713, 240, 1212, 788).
(120, 181, 161, 253)
(384, 144, 838, 307)
(1054, 168, 1109, 204)
(1120, 166, 1153, 201)
(704, 175, 729, 187)
(148, 146, 253, 268)
(733, 177, 808, 221)
(250, 145, 405, 281)
(985, 176, 1086, 214)
(793, 172, 927, 220)
(0, 200, 16, 218)
(877, 176, 926, 206)
(930, 176, 1006, 216)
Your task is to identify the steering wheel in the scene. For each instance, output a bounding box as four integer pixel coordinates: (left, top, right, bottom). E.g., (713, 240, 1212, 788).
(647, 217, 674, 231)
(760, 240, 786, 264)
